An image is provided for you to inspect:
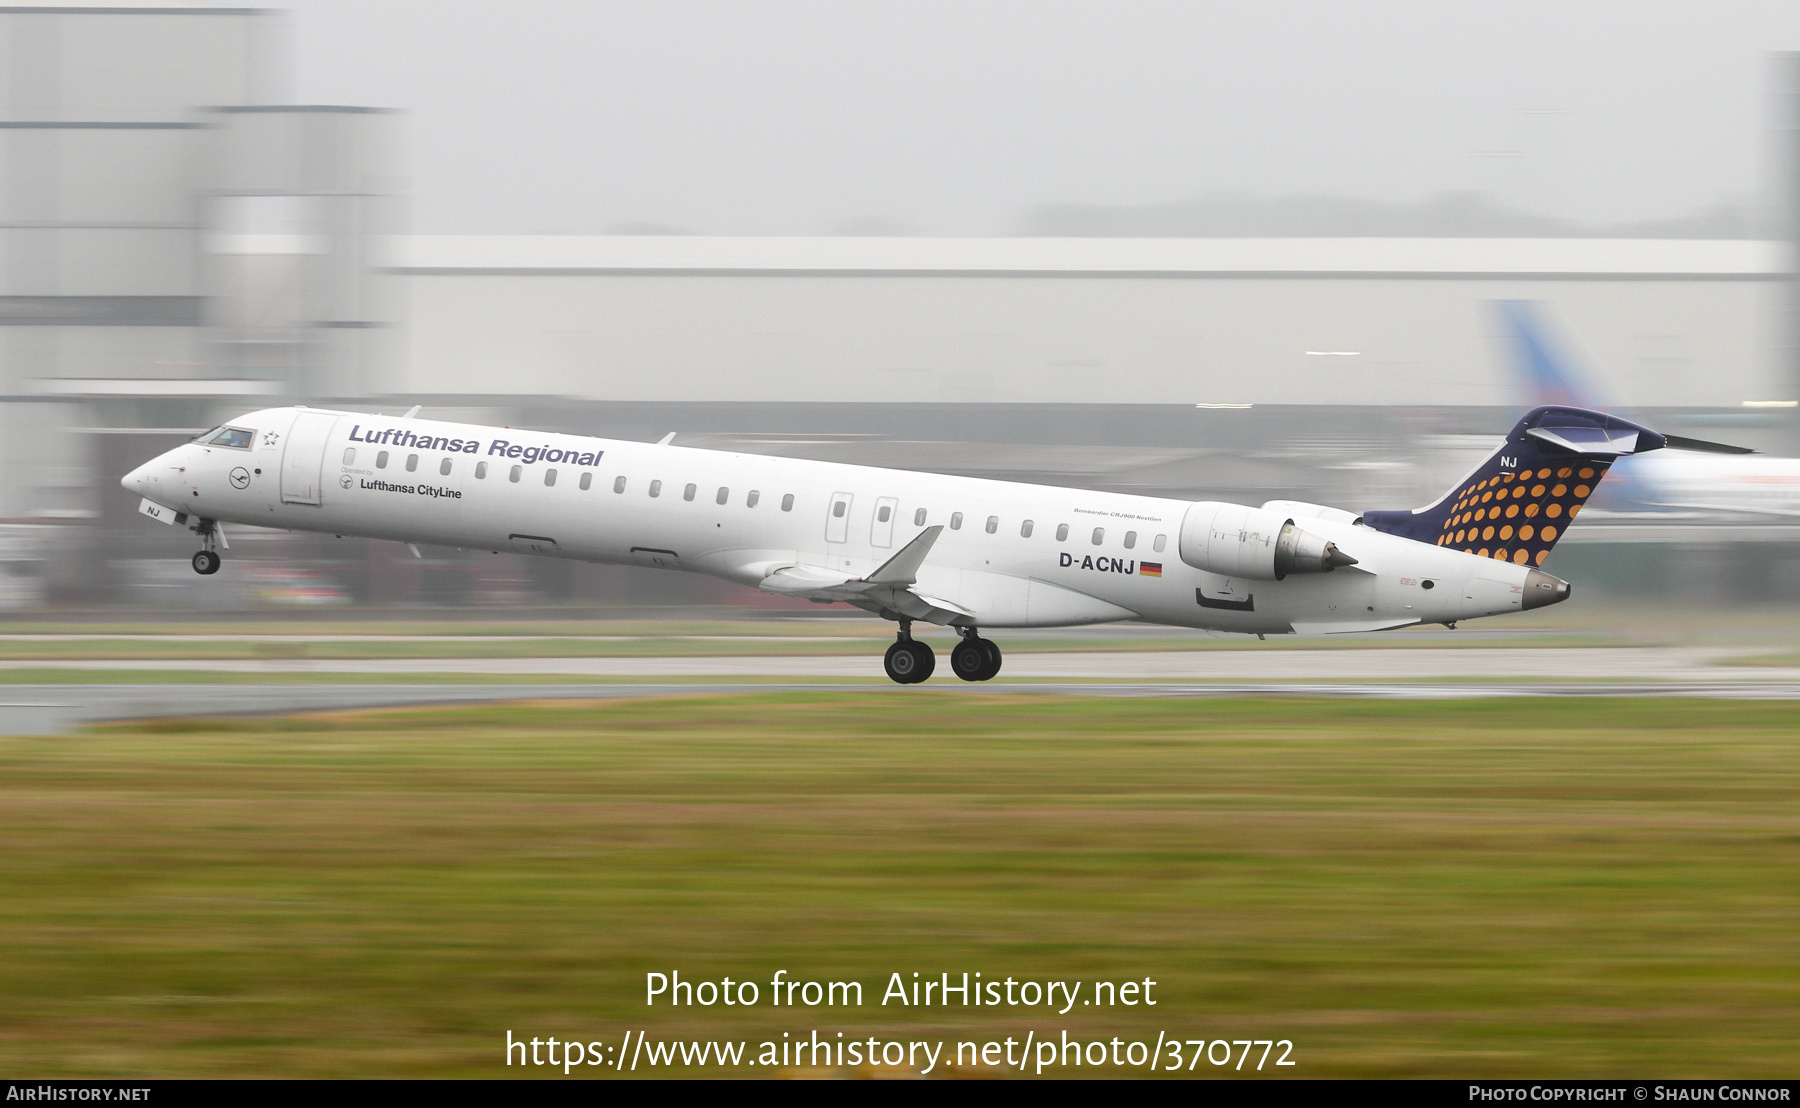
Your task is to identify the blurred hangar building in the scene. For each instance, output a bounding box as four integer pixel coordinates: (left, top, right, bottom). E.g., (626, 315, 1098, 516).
(3, 4, 1799, 608)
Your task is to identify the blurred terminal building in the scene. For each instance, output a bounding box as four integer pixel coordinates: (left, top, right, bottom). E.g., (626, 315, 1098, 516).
(4, 4, 1800, 611)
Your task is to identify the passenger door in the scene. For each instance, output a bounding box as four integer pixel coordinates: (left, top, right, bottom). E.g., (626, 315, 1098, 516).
(280, 411, 339, 505)
(825, 491, 853, 544)
(870, 496, 898, 548)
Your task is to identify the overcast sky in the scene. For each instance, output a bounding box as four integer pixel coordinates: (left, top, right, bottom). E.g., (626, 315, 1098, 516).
(283, 0, 1800, 235)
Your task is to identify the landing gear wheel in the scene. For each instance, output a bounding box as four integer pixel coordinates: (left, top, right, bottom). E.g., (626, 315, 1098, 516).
(907, 641, 935, 682)
(950, 637, 989, 682)
(884, 640, 932, 684)
(191, 549, 221, 576)
(976, 638, 1002, 681)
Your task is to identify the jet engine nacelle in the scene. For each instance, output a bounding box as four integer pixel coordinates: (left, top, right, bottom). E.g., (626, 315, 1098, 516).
(1178, 501, 1358, 581)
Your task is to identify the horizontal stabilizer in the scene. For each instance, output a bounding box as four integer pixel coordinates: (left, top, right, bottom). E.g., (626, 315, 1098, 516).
(1524, 424, 1640, 456)
(1661, 433, 1755, 455)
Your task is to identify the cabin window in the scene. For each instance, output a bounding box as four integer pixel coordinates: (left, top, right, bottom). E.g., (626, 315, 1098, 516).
(985, 515, 998, 534)
(439, 457, 453, 476)
(579, 472, 592, 490)
(1020, 520, 1034, 538)
(747, 490, 760, 507)
(716, 486, 729, 505)
(684, 483, 697, 501)
(475, 461, 488, 479)
(544, 469, 557, 487)
(1091, 527, 1105, 545)
(781, 493, 794, 512)
(405, 454, 418, 472)
(343, 448, 356, 465)
(1056, 523, 1069, 541)
(832, 501, 847, 518)
(877, 505, 891, 523)
(950, 512, 963, 530)
(914, 508, 926, 526)
(509, 465, 522, 483)
(1154, 533, 1167, 552)
(1124, 531, 1137, 549)
(376, 451, 389, 469)
(649, 480, 662, 498)
(614, 476, 626, 493)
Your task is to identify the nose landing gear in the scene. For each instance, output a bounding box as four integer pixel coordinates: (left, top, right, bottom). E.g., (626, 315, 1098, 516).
(882, 621, 936, 684)
(190, 519, 225, 575)
(949, 629, 1002, 682)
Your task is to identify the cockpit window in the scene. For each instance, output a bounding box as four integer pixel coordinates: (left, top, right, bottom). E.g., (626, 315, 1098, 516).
(205, 427, 255, 449)
(193, 425, 226, 443)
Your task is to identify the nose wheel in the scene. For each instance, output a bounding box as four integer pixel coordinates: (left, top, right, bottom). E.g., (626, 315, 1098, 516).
(950, 632, 1002, 681)
(190, 519, 224, 575)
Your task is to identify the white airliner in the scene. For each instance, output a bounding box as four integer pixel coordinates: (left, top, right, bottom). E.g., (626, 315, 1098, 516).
(123, 402, 1689, 683)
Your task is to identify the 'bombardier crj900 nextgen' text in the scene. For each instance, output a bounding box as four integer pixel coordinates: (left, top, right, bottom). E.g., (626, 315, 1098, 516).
(122, 404, 1741, 683)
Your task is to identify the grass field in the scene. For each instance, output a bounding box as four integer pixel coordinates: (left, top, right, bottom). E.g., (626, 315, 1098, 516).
(2, 695, 1797, 1078)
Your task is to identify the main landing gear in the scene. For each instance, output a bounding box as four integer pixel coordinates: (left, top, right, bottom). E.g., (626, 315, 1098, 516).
(883, 623, 936, 684)
(190, 520, 223, 575)
(881, 622, 1004, 685)
(949, 629, 1002, 682)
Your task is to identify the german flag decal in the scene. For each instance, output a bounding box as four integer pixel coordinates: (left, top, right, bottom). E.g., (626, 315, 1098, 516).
(1139, 561, 1162, 578)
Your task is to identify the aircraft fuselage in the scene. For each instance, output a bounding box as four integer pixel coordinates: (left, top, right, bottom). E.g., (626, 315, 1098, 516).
(124, 407, 1562, 647)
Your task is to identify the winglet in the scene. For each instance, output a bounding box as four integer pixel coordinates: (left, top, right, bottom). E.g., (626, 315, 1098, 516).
(863, 525, 943, 586)
(657, 432, 676, 446)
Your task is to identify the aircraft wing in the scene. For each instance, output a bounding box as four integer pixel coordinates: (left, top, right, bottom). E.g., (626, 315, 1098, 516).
(757, 526, 976, 625)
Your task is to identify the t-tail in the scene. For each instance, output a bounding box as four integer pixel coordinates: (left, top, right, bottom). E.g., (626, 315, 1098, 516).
(1362, 406, 1666, 567)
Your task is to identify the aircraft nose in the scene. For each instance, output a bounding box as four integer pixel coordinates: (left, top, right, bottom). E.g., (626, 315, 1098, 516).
(121, 455, 167, 498)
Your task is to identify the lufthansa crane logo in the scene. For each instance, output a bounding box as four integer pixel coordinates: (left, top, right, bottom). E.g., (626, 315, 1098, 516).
(229, 467, 251, 489)
(339, 475, 354, 489)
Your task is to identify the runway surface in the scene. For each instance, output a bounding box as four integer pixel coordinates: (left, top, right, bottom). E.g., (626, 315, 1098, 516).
(1, 645, 1791, 681)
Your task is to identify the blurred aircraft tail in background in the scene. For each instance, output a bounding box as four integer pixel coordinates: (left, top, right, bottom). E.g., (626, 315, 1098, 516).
(1494, 300, 1669, 515)
(1497, 300, 1610, 411)
(1494, 300, 1780, 522)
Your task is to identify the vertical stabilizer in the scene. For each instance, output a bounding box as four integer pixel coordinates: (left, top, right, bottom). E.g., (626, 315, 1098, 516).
(1363, 406, 1665, 567)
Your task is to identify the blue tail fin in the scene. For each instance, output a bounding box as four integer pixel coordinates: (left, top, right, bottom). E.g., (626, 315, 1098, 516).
(1363, 406, 1665, 566)
(1497, 300, 1602, 410)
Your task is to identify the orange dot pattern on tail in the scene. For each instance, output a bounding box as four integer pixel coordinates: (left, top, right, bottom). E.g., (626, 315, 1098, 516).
(1438, 462, 1609, 561)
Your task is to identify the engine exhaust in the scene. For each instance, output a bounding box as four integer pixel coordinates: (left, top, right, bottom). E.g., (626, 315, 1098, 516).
(1274, 521, 1359, 579)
